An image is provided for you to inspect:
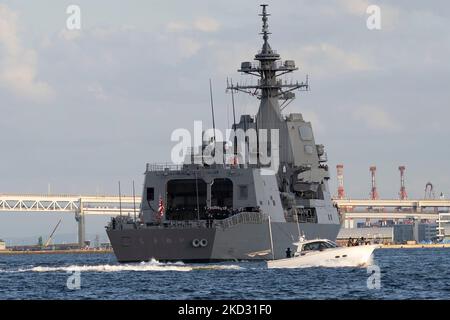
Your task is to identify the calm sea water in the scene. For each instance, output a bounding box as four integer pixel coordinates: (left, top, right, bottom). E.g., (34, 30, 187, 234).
(0, 248, 449, 299)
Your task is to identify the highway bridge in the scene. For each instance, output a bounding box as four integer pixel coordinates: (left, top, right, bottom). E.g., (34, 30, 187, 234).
(1, 194, 449, 246)
(333, 199, 450, 209)
(333, 199, 450, 238)
(0, 194, 141, 246)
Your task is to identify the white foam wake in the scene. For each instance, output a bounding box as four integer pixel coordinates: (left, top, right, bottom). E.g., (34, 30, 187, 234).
(18, 259, 244, 273)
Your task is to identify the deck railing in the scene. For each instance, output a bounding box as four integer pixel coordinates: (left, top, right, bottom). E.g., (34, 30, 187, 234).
(145, 163, 183, 172)
(214, 211, 268, 229)
(111, 211, 269, 230)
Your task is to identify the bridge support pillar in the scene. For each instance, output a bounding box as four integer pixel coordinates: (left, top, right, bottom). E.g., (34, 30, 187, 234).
(76, 213, 85, 247)
(75, 199, 85, 248)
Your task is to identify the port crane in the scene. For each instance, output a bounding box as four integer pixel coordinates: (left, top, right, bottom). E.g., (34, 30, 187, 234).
(44, 219, 62, 247)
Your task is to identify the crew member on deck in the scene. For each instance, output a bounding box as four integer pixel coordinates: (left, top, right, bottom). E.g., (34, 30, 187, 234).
(347, 237, 353, 247)
(286, 247, 292, 258)
(359, 237, 365, 246)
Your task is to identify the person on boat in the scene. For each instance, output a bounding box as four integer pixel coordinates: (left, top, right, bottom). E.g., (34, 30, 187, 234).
(359, 237, 365, 246)
(286, 247, 292, 258)
(347, 237, 353, 247)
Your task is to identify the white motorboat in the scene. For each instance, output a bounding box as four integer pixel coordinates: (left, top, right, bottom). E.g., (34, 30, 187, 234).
(267, 239, 380, 269)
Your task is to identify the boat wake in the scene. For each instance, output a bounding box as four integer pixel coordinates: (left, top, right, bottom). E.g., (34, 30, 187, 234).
(11, 259, 244, 273)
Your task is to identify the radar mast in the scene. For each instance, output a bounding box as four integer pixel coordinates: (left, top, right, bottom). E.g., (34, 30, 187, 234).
(227, 4, 309, 110)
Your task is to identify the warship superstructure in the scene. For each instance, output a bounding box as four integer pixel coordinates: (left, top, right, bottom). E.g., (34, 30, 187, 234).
(107, 4, 341, 262)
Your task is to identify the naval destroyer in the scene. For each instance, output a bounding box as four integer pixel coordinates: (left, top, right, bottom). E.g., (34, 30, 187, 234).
(107, 4, 341, 262)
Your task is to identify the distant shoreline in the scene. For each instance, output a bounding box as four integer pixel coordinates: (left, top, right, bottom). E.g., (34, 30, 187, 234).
(0, 249, 113, 255)
(381, 244, 450, 249)
(1, 244, 450, 256)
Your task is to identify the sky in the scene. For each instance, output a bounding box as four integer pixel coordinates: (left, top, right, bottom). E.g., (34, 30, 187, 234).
(1, 0, 449, 241)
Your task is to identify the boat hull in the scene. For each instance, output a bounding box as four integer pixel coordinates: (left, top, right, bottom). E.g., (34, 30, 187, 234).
(107, 222, 340, 262)
(267, 244, 379, 268)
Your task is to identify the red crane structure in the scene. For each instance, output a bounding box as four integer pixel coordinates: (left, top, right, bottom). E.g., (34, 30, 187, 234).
(398, 166, 407, 200)
(369, 166, 379, 200)
(336, 164, 345, 200)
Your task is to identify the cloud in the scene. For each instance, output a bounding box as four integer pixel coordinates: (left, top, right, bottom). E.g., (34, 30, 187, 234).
(352, 106, 401, 132)
(286, 43, 374, 77)
(87, 83, 108, 101)
(0, 4, 53, 100)
(166, 21, 189, 33)
(212, 42, 255, 75)
(58, 29, 81, 41)
(177, 37, 202, 58)
(166, 16, 220, 33)
(0, 0, 449, 202)
(163, 17, 220, 60)
(338, 0, 370, 16)
(193, 17, 220, 32)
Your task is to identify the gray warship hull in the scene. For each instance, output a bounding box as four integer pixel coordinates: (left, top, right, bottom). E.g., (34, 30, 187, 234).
(107, 221, 340, 262)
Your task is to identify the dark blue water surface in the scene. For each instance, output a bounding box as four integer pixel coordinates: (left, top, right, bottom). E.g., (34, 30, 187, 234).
(0, 248, 449, 299)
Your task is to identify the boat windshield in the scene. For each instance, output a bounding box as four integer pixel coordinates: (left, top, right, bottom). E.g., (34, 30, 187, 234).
(325, 240, 338, 248)
(302, 240, 336, 252)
